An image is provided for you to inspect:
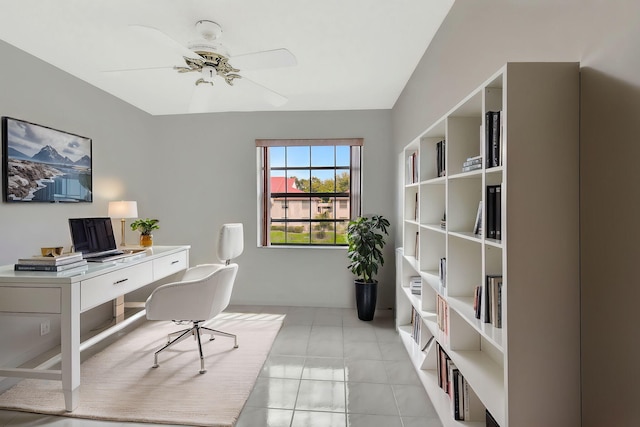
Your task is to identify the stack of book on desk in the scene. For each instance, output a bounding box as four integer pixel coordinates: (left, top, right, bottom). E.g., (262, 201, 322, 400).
(14, 252, 87, 272)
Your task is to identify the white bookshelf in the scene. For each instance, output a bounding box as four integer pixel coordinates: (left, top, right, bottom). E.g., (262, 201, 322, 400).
(396, 63, 581, 427)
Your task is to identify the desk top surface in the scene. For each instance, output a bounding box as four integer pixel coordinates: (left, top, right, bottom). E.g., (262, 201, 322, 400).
(0, 245, 190, 284)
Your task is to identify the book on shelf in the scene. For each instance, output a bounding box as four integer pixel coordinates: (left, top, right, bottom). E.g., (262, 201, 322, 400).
(473, 200, 482, 236)
(463, 155, 482, 168)
(436, 294, 448, 335)
(17, 252, 83, 265)
(484, 275, 503, 327)
(450, 362, 462, 420)
(436, 139, 446, 177)
(463, 378, 485, 421)
(407, 151, 418, 184)
(411, 307, 421, 343)
(14, 259, 88, 272)
(490, 276, 503, 328)
(495, 184, 502, 240)
(439, 257, 446, 288)
(473, 285, 482, 319)
(440, 212, 446, 230)
(486, 184, 502, 240)
(485, 111, 502, 168)
(436, 342, 449, 391)
(414, 232, 419, 260)
(414, 192, 418, 221)
(462, 163, 482, 173)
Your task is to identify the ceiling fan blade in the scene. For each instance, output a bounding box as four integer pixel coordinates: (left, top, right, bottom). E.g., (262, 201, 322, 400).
(230, 48, 297, 71)
(128, 24, 202, 60)
(241, 77, 288, 107)
(103, 65, 174, 73)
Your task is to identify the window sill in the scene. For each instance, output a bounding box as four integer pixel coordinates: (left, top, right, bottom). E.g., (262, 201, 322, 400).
(258, 245, 347, 250)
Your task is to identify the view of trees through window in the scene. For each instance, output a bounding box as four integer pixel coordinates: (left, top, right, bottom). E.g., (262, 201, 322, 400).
(268, 145, 352, 245)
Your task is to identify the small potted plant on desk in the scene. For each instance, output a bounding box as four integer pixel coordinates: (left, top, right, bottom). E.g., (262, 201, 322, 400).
(346, 214, 390, 321)
(130, 218, 160, 247)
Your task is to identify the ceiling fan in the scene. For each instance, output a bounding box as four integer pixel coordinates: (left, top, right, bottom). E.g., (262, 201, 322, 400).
(119, 19, 297, 109)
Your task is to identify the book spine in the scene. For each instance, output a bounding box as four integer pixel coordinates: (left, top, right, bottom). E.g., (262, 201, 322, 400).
(16, 255, 83, 265)
(485, 112, 491, 167)
(495, 184, 502, 240)
(15, 264, 63, 271)
(486, 185, 497, 239)
(14, 261, 87, 271)
(491, 111, 500, 167)
(496, 279, 503, 328)
(483, 275, 492, 323)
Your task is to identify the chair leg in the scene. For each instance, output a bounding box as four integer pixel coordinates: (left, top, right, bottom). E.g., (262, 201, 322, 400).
(153, 327, 193, 368)
(201, 326, 239, 348)
(194, 323, 206, 374)
(166, 327, 191, 344)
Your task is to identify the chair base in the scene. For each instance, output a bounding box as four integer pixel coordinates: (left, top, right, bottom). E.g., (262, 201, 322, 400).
(151, 320, 238, 373)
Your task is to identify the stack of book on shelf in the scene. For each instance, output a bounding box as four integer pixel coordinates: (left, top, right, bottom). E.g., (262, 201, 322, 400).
(436, 140, 446, 177)
(15, 252, 87, 272)
(436, 343, 484, 421)
(462, 155, 482, 173)
(474, 275, 503, 328)
(410, 276, 422, 295)
(410, 307, 435, 351)
(485, 110, 503, 168)
(486, 184, 502, 240)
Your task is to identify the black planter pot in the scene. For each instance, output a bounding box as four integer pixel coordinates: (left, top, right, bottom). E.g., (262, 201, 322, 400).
(355, 280, 378, 321)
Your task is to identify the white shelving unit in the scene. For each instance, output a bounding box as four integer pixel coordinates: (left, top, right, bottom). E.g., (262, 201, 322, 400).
(396, 63, 581, 427)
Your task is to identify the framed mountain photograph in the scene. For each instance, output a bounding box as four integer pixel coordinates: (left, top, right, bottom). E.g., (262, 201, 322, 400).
(2, 117, 92, 203)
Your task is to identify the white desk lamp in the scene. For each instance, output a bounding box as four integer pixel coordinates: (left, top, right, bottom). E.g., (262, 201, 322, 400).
(108, 201, 138, 246)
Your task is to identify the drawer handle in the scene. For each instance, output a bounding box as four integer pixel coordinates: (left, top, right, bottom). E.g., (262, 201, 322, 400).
(171, 260, 180, 265)
(113, 278, 129, 285)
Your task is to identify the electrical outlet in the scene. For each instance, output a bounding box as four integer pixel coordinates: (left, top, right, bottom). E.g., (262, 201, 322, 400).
(40, 320, 50, 336)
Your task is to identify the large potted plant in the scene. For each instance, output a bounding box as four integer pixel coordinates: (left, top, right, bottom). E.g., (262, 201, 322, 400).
(346, 214, 390, 321)
(130, 218, 159, 247)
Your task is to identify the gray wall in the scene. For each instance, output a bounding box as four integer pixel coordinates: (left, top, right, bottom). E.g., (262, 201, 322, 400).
(0, 39, 395, 380)
(391, 1, 640, 425)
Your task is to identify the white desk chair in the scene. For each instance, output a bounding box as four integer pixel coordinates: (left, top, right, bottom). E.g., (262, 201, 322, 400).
(145, 223, 244, 374)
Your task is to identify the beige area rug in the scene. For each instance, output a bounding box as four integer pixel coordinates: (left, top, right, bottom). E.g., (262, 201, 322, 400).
(0, 313, 284, 426)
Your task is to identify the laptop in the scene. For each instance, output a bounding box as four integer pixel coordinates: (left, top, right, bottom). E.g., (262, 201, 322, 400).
(68, 217, 138, 262)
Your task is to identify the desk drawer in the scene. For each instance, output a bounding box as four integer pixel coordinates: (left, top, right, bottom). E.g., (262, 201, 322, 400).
(0, 287, 61, 313)
(153, 251, 188, 280)
(81, 262, 153, 311)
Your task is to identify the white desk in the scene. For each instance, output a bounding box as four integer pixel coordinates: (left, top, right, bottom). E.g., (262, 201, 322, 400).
(0, 245, 190, 411)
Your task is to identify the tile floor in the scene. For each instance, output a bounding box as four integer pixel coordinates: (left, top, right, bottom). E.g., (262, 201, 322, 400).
(0, 306, 442, 427)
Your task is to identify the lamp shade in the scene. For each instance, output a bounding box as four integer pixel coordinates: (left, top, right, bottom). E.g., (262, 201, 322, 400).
(108, 201, 138, 219)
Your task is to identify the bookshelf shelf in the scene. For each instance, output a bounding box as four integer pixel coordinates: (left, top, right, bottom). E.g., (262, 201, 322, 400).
(396, 63, 580, 427)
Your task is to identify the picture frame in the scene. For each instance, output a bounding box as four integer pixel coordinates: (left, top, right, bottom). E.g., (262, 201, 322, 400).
(2, 117, 92, 203)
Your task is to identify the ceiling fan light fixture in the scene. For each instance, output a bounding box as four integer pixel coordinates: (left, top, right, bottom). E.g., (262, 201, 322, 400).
(202, 66, 216, 82)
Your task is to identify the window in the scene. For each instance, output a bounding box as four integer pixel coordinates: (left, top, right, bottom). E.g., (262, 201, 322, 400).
(257, 138, 362, 246)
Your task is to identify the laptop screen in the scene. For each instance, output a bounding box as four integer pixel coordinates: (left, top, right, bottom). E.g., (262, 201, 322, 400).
(69, 217, 118, 256)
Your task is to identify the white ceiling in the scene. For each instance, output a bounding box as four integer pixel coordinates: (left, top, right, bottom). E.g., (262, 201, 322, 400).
(0, 0, 454, 116)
